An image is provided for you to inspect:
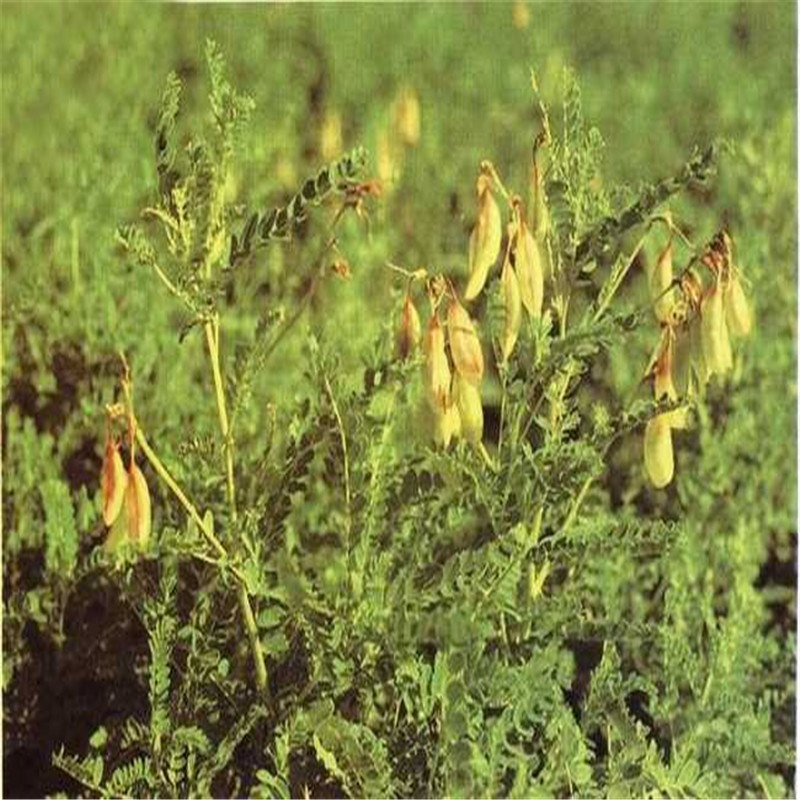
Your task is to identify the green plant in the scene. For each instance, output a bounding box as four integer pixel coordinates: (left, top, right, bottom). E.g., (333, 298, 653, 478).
(2, 15, 792, 798)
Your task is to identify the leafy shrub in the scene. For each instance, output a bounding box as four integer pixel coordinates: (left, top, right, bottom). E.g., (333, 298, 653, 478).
(3, 8, 795, 800)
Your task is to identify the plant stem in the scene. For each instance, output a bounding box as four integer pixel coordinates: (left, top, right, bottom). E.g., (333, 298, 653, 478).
(204, 315, 269, 696)
(133, 423, 247, 586)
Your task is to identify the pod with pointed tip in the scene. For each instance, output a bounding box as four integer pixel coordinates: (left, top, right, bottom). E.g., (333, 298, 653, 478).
(515, 221, 543, 319)
(724, 274, 752, 337)
(396, 294, 422, 360)
(500, 260, 522, 362)
(101, 440, 127, 526)
(644, 414, 674, 488)
(701, 284, 733, 377)
(423, 316, 451, 412)
(653, 331, 677, 401)
(125, 463, 152, 548)
(448, 299, 484, 385)
(651, 242, 676, 323)
(454, 373, 483, 445)
(433, 402, 461, 448)
(465, 175, 502, 301)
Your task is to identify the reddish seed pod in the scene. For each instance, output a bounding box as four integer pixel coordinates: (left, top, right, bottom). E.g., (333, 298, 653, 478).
(396, 294, 422, 360)
(448, 298, 484, 385)
(124, 462, 152, 548)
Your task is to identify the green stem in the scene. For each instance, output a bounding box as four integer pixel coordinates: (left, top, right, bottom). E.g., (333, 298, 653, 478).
(204, 316, 269, 696)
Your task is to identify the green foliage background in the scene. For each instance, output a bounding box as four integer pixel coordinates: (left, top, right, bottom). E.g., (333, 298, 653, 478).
(2, 3, 796, 798)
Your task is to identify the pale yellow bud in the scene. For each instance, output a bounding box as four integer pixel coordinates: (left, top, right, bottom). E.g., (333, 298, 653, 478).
(515, 220, 544, 319)
(701, 283, 733, 377)
(447, 298, 484, 385)
(724, 273, 752, 337)
(423, 316, 451, 412)
(319, 109, 343, 162)
(433, 402, 461, 448)
(530, 163, 549, 242)
(644, 414, 674, 489)
(651, 243, 676, 324)
(465, 175, 502, 301)
(454, 373, 483, 445)
(393, 87, 421, 147)
(396, 294, 421, 360)
(101, 439, 127, 526)
(500, 260, 522, 363)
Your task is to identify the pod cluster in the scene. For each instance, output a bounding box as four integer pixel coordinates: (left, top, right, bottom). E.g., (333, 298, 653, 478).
(101, 425, 152, 552)
(644, 230, 753, 488)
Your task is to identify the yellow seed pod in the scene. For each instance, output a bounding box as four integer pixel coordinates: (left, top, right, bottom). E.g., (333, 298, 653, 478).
(651, 242, 676, 324)
(433, 402, 461, 448)
(454, 373, 484, 445)
(688, 313, 709, 386)
(393, 87, 421, 147)
(101, 439, 127, 526)
(644, 414, 674, 489)
(724, 273, 752, 337)
(423, 315, 451, 412)
(125, 462, 152, 548)
(465, 174, 502, 301)
(530, 162, 549, 242)
(396, 294, 422, 360)
(500, 259, 522, 363)
(319, 109, 343, 162)
(701, 283, 733, 377)
(653, 330, 677, 402)
(448, 298, 484, 385)
(512, 0, 531, 29)
(515, 220, 543, 319)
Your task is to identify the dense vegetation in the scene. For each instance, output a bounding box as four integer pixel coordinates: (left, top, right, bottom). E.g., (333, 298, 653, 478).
(2, 3, 796, 798)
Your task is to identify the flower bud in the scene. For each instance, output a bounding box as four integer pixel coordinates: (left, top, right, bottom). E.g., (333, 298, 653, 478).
(465, 175, 502, 301)
(500, 259, 522, 363)
(101, 439, 127, 526)
(397, 294, 421, 360)
(448, 298, 484, 385)
(393, 87, 421, 147)
(423, 315, 451, 412)
(724, 273, 752, 337)
(701, 282, 733, 378)
(530, 163, 549, 242)
(644, 414, 674, 488)
(433, 402, 461, 448)
(454, 373, 483, 445)
(515, 220, 543, 319)
(651, 242, 676, 324)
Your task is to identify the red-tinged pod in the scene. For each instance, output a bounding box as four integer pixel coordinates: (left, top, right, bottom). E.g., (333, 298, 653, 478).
(396, 294, 422, 360)
(447, 298, 484, 385)
(125, 462, 151, 548)
(653, 330, 677, 402)
(101, 439, 127, 526)
(423, 315, 451, 412)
